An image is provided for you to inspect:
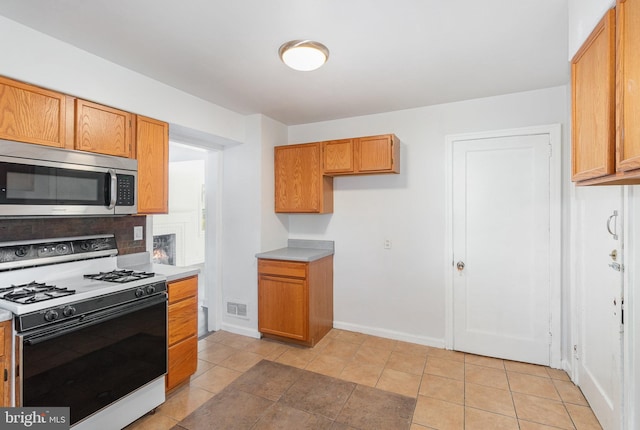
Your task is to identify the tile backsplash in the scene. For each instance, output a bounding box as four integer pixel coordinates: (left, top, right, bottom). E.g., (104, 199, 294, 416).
(0, 216, 147, 255)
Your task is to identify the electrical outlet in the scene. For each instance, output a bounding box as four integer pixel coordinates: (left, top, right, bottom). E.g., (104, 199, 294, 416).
(133, 226, 143, 241)
(384, 239, 392, 249)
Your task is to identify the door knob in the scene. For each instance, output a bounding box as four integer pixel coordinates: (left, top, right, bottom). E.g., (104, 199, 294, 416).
(456, 261, 465, 271)
(609, 249, 617, 261)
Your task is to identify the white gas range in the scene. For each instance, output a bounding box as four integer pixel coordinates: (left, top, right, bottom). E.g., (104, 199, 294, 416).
(0, 234, 168, 430)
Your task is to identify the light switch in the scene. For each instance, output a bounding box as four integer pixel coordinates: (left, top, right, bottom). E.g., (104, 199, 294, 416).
(133, 226, 144, 241)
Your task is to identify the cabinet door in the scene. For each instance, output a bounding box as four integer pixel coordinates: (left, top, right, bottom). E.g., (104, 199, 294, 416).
(136, 116, 169, 214)
(0, 76, 71, 148)
(616, 0, 640, 172)
(357, 134, 399, 173)
(258, 274, 308, 341)
(75, 99, 133, 157)
(275, 143, 333, 213)
(167, 336, 197, 391)
(0, 321, 10, 406)
(323, 139, 354, 174)
(571, 9, 616, 181)
(168, 296, 198, 345)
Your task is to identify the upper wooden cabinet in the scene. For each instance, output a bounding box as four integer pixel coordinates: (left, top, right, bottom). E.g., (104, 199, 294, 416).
(571, 9, 616, 182)
(572, 1, 640, 185)
(616, 0, 640, 174)
(322, 134, 399, 175)
(0, 76, 73, 148)
(275, 142, 333, 213)
(136, 115, 169, 214)
(75, 98, 134, 158)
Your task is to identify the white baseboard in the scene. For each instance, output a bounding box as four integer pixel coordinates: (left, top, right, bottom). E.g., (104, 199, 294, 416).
(219, 321, 261, 339)
(333, 320, 445, 349)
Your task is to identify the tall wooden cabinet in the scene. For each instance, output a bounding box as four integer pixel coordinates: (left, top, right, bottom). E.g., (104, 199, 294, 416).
(136, 116, 169, 214)
(258, 256, 333, 347)
(166, 275, 198, 392)
(572, 1, 640, 185)
(75, 99, 134, 158)
(0, 76, 73, 149)
(275, 143, 333, 213)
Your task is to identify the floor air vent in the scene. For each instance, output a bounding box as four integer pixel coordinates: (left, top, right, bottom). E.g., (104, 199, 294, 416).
(226, 301, 248, 318)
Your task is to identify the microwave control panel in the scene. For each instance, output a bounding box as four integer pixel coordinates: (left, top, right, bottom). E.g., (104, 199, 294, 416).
(116, 175, 135, 206)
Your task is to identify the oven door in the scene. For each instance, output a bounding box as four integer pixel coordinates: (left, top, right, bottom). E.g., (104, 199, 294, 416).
(17, 294, 167, 426)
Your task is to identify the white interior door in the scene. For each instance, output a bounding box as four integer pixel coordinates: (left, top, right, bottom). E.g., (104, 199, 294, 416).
(451, 133, 552, 365)
(574, 186, 623, 430)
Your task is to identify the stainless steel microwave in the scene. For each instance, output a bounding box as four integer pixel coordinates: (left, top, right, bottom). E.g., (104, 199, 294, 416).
(0, 139, 137, 217)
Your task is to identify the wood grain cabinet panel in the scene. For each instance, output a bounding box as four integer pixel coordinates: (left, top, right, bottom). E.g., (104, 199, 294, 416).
(0, 320, 10, 406)
(166, 275, 198, 392)
(136, 115, 169, 214)
(75, 99, 133, 158)
(616, 0, 640, 173)
(322, 134, 400, 176)
(572, 1, 640, 185)
(571, 10, 616, 182)
(275, 143, 333, 213)
(323, 139, 355, 174)
(0, 76, 72, 148)
(357, 134, 399, 173)
(258, 256, 333, 347)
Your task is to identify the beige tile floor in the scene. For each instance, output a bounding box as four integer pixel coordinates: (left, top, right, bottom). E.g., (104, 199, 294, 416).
(127, 329, 603, 430)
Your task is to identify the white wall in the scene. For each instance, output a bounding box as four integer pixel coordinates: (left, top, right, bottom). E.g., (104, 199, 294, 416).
(0, 16, 245, 145)
(220, 114, 288, 336)
(287, 86, 569, 346)
(153, 160, 206, 266)
(567, 0, 615, 59)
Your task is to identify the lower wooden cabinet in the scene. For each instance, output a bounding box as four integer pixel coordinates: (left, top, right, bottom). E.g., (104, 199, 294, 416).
(258, 256, 333, 347)
(166, 276, 198, 391)
(0, 320, 11, 406)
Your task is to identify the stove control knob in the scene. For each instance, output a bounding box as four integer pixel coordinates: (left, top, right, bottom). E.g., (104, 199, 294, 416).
(44, 309, 59, 322)
(135, 288, 144, 298)
(15, 246, 29, 258)
(146, 285, 156, 295)
(63, 306, 76, 317)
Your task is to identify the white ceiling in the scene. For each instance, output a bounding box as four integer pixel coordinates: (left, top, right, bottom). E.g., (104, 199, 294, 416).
(0, 0, 569, 126)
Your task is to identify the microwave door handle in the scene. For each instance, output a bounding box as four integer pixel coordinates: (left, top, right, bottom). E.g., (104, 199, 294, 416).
(108, 169, 117, 209)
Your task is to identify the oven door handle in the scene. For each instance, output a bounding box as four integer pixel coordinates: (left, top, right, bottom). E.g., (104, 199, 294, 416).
(22, 294, 167, 346)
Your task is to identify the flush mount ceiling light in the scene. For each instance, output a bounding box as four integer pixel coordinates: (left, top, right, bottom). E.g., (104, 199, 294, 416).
(279, 40, 329, 71)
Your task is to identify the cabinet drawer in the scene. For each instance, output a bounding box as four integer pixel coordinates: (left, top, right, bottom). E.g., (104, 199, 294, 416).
(167, 335, 197, 390)
(258, 259, 307, 278)
(168, 296, 198, 345)
(168, 276, 198, 303)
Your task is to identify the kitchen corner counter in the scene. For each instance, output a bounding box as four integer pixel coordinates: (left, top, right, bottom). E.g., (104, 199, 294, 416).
(118, 252, 200, 282)
(255, 239, 334, 262)
(152, 263, 200, 282)
(0, 309, 11, 322)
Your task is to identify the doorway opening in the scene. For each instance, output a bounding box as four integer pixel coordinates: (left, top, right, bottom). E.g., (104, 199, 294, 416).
(152, 141, 220, 337)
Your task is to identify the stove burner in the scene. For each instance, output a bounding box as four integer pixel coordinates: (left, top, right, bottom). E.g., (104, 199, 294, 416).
(0, 281, 76, 304)
(83, 270, 155, 284)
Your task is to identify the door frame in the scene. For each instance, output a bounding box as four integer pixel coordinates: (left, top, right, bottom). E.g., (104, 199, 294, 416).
(444, 124, 562, 368)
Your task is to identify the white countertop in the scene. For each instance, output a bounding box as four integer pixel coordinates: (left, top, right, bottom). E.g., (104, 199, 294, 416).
(255, 239, 335, 262)
(118, 252, 200, 282)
